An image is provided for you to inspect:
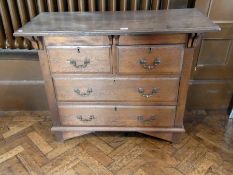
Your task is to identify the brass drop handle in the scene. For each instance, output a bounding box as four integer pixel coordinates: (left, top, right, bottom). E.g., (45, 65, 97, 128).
(68, 58, 90, 68)
(138, 88, 159, 98)
(74, 88, 92, 96)
(139, 58, 160, 70)
(76, 115, 95, 121)
(137, 116, 157, 124)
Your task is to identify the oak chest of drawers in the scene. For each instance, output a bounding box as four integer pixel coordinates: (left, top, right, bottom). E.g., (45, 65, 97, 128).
(15, 9, 219, 142)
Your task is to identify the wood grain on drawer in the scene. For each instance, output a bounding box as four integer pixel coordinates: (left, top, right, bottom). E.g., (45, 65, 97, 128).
(58, 104, 176, 127)
(44, 36, 110, 46)
(47, 46, 111, 73)
(118, 34, 187, 45)
(118, 45, 184, 74)
(54, 76, 179, 102)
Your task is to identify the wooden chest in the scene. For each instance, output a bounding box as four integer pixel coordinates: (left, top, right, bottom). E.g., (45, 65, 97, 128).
(14, 9, 219, 142)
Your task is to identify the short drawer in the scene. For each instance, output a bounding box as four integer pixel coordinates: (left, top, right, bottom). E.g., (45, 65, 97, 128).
(54, 76, 179, 102)
(44, 36, 110, 46)
(118, 45, 184, 74)
(118, 34, 187, 45)
(58, 104, 176, 127)
(47, 46, 111, 73)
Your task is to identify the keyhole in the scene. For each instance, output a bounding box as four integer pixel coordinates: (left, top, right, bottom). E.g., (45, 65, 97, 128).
(77, 48, 80, 53)
(148, 48, 152, 53)
(114, 107, 117, 111)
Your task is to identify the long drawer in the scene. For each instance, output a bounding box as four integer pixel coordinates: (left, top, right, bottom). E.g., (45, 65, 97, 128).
(118, 45, 184, 74)
(58, 104, 176, 127)
(47, 46, 111, 73)
(54, 76, 179, 102)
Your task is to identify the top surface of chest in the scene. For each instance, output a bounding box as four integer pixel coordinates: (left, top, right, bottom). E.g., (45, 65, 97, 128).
(14, 9, 220, 37)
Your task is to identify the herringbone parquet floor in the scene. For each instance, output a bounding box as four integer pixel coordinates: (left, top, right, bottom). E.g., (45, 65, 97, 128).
(0, 110, 232, 175)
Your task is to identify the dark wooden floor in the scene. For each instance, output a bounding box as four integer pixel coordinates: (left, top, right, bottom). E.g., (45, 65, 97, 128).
(0, 110, 232, 175)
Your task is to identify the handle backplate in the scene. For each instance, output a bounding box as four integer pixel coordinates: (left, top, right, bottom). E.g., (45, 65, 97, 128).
(138, 88, 159, 98)
(68, 58, 90, 68)
(76, 115, 95, 122)
(74, 88, 93, 96)
(137, 115, 157, 124)
(139, 58, 160, 70)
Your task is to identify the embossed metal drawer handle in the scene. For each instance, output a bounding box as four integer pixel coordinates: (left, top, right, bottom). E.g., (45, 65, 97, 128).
(137, 116, 157, 123)
(76, 115, 95, 121)
(139, 58, 160, 70)
(74, 88, 92, 96)
(68, 58, 90, 68)
(138, 88, 159, 98)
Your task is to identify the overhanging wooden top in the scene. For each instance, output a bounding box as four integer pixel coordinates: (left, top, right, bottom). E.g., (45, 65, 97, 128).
(14, 9, 220, 37)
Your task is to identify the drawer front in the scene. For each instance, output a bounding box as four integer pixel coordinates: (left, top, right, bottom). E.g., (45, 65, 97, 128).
(118, 34, 187, 45)
(54, 77, 179, 102)
(47, 46, 111, 73)
(58, 105, 176, 127)
(118, 45, 184, 74)
(44, 36, 110, 46)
